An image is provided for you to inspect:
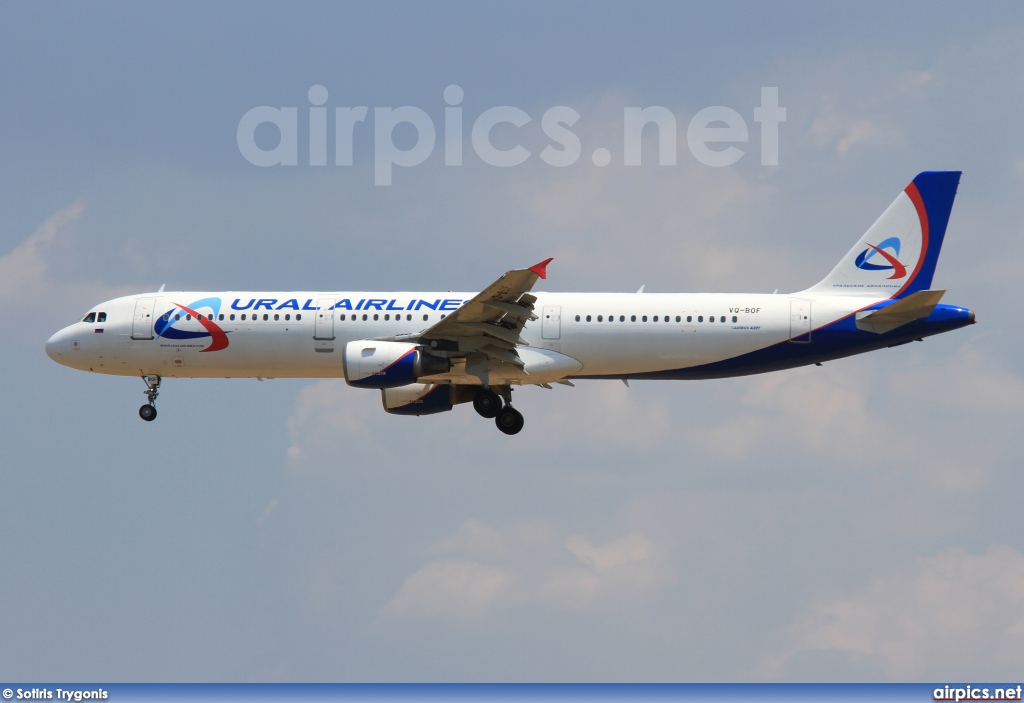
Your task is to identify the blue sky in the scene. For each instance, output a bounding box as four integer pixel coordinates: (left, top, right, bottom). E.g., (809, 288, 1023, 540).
(2, 1, 1023, 681)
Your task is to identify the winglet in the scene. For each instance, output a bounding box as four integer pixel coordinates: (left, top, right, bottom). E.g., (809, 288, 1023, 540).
(528, 258, 554, 279)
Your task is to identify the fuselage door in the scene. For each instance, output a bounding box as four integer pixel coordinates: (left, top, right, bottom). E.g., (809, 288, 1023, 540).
(314, 298, 335, 340)
(789, 299, 812, 343)
(131, 298, 157, 340)
(541, 305, 561, 340)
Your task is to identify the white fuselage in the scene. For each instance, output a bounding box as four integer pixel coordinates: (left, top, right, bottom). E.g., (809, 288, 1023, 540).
(45, 290, 876, 380)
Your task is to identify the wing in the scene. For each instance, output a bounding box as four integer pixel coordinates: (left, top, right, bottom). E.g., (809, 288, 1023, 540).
(425, 257, 550, 369)
(385, 258, 552, 385)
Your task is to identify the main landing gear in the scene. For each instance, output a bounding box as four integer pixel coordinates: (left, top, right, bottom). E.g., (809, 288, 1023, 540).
(139, 374, 161, 422)
(473, 386, 524, 435)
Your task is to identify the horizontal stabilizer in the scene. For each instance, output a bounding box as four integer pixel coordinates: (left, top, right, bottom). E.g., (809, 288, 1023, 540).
(855, 289, 945, 333)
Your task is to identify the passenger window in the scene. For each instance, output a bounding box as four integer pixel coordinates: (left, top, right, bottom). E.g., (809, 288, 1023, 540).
(83, 312, 96, 323)
(241, 314, 247, 321)
(586, 315, 592, 322)
(274, 314, 280, 321)
(631, 315, 636, 322)
(296, 314, 302, 321)
(230, 314, 235, 321)
(373, 314, 379, 321)
(720, 316, 726, 323)
(362, 314, 368, 321)
(219, 314, 224, 321)
(163, 314, 170, 321)
(186, 314, 192, 321)
(642, 316, 647, 322)
(286, 314, 291, 321)
(575, 315, 580, 322)
(665, 316, 669, 323)
(698, 316, 703, 322)
(384, 314, 390, 321)
(619, 315, 625, 322)
(709, 316, 715, 323)
(441, 314, 446, 319)
(407, 314, 412, 321)
(423, 314, 429, 321)
(732, 316, 737, 323)
(338, 314, 344, 321)
(675, 316, 680, 322)
(597, 315, 603, 322)
(687, 315, 692, 322)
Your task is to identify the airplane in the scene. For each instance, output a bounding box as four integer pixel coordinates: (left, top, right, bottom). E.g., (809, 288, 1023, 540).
(45, 171, 975, 435)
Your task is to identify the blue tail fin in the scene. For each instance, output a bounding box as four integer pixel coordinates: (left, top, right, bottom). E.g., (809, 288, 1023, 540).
(800, 171, 961, 299)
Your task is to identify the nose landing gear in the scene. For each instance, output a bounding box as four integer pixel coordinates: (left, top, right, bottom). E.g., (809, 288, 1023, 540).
(139, 374, 161, 421)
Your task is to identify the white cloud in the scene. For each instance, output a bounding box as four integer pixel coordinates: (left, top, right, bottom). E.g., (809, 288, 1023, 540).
(805, 67, 933, 157)
(672, 341, 1021, 500)
(384, 519, 673, 622)
(766, 545, 1024, 679)
(0, 200, 84, 305)
(1, 201, 138, 344)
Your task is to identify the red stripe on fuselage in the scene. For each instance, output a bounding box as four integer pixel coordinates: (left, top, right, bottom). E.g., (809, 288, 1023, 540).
(173, 302, 230, 352)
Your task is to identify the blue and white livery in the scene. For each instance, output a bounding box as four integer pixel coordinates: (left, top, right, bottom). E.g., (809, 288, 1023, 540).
(45, 172, 975, 434)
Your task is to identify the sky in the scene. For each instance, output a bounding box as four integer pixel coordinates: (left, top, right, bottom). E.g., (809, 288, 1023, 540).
(2, 0, 1024, 682)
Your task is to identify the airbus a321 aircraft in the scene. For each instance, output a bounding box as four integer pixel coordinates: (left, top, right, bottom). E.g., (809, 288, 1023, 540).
(45, 171, 975, 435)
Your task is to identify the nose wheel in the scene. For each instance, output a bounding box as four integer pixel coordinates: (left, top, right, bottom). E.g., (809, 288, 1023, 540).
(139, 374, 161, 422)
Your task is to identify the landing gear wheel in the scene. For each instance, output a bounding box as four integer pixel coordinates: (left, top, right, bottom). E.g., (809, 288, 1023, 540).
(473, 388, 503, 418)
(495, 406, 525, 435)
(139, 374, 161, 421)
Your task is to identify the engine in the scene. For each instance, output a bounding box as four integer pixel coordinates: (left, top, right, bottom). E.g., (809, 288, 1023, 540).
(381, 383, 454, 415)
(343, 340, 450, 389)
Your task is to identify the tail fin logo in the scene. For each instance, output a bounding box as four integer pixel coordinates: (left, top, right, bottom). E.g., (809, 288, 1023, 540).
(854, 237, 907, 279)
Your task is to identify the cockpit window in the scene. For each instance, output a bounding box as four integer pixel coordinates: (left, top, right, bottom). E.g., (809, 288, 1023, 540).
(97, 312, 107, 322)
(83, 313, 96, 323)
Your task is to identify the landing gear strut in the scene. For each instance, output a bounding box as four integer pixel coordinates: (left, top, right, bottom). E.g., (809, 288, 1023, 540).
(139, 374, 161, 422)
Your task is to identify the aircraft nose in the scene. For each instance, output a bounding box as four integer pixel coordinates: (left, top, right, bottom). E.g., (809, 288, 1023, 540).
(45, 330, 64, 362)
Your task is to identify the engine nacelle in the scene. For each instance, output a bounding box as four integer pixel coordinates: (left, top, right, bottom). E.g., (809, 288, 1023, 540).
(343, 340, 450, 389)
(381, 383, 454, 415)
